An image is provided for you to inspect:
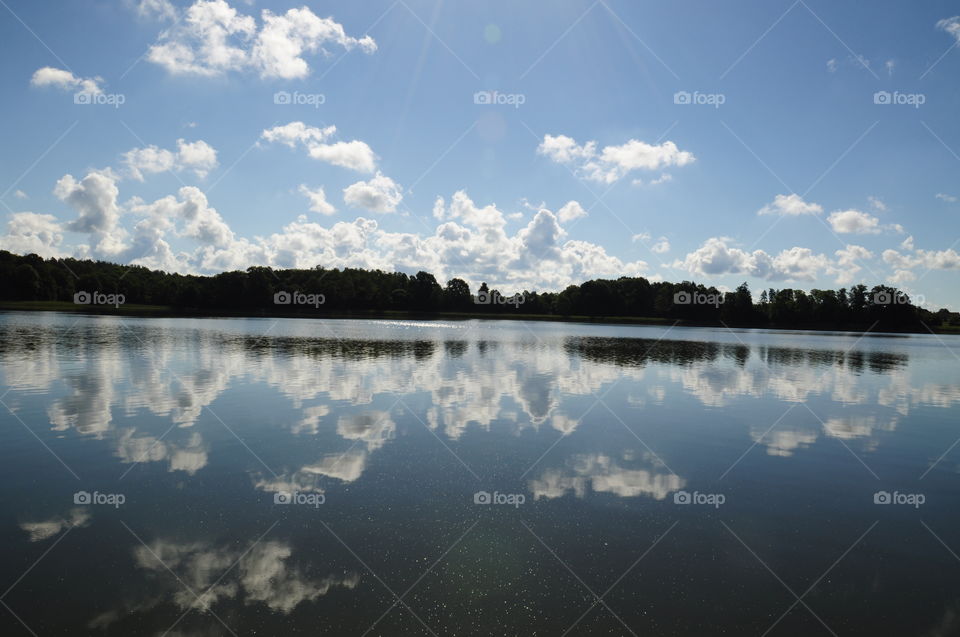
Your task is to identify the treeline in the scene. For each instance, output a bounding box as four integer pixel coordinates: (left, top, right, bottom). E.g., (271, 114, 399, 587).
(1, 250, 957, 331)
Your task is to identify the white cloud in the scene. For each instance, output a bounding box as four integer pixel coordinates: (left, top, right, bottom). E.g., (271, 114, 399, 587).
(431, 196, 446, 221)
(675, 237, 771, 278)
(537, 133, 694, 184)
(757, 193, 823, 216)
(867, 195, 887, 211)
(261, 122, 377, 173)
(54, 170, 127, 256)
(175, 139, 218, 178)
(251, 7, 377, 79)
(123, 139, 218, 181)
(132, 188, 648, 292)
(937, 16, 960, 42)
(882, 246, 960, 271)
(308, 141, 378, 173)
(122, 146, 176, 181)
(827, 209, 881, 234)
(936, 193, 958, 203)
(132, 0, 176, 21)
(769, 247, 831, 282)
(30, 66, 103, 95)
(147, 0, 376, 78)
(14, 190, 27, 199)
(298, 185, 335, 215)
(0, 212, 64, 257)
(830, 245, 873, 285)
(675, 237, 830, 282)
(343, 173, 403, 213)
(556, 201, 587, 224)
(651, 238, 671, 254)
(827, 58, 838, 72)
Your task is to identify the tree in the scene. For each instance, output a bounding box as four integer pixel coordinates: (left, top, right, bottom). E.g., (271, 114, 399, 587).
(444, 278, 472, 310)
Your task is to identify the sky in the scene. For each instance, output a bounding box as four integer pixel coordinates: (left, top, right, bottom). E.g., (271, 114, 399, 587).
(1, 0, 960, 308)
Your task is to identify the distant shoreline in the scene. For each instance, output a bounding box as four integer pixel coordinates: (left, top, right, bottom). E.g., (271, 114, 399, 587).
(2, 301, 957, 336)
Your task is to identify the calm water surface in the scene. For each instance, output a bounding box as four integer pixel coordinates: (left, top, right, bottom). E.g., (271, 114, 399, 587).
(1, 311, 959, 635)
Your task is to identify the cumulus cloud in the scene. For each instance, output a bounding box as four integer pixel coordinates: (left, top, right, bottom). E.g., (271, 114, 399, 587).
(132, 0, 176, 21)
(556, 201, 587, 224)
(343, 173, 403, 213)
(936, 193, 957, 203)
(147, 0, 376, 78)
(632, 232, 670, 254)
(30, 66, 103, 95)
(830, 245, 873, 285)
(652, 237, 671, 254)
(537, 133, 694, 184)
(757, 193, 823, 216)
(298, 185, 335, 215)
(883, 246, 960, 272)
(675, 237, 830, 282)
(0, 212, 64, 257)
(66, 182, 650, 292)
(122, 139, 218, 181)
(261, 122, 377, 173)
(827, 209, 881, 234)
(175, 139, 218, 178)
(55, 170, 127, 256)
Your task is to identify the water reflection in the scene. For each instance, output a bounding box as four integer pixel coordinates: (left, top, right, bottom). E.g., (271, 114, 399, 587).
(3, 314, 960, 633)
(1, 317, 957, 486)
(530, 452, 683, 500)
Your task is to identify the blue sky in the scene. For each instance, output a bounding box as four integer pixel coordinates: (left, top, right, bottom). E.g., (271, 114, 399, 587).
(1, 0, 960, 308)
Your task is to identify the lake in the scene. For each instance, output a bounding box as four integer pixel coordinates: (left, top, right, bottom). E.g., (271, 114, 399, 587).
(1, 311, 959, 635)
